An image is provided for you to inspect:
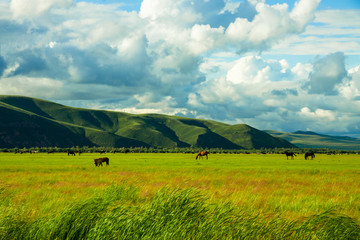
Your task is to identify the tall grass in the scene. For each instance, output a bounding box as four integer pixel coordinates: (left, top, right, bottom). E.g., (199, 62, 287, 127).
(0, 185, 359, 239)
(0, 153, 359, 239)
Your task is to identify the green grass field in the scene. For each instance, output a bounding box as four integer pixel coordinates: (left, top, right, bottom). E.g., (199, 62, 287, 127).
(0, 152, 359, 239)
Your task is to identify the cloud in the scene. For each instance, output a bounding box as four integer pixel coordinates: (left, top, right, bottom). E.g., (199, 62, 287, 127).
(303, 52, 348, 95)
(338, 66, 360, 100)
(186, 55, 303, 121)
(8, 49, 48, 77)
(265, 9, 360, 56)
(2, 0, 360, 137)
(0, 76, 65, 99)
(0, 55, 6, 76)
(225, 0, 321, 53)
(298, 107, 336, 121)
(10, 0, 74, 19)
(187, 53, 360, 136)
(2, 0, 322, 91)
(226, 56, 293, 85)
(271, 89, 298, 97)
(139, 0, 200, 24)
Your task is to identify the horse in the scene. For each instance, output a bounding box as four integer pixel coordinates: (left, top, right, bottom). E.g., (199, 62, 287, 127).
(196, 151, 209, 160)
(67, 151, 76, 156)
(305, 152, 315, 160)
(284, 151, 296, 160)
(99, 150, 106, 154)
(94, 157, 109, 167)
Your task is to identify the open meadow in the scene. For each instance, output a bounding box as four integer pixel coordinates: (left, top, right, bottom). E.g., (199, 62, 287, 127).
(0, 152, 359, 239)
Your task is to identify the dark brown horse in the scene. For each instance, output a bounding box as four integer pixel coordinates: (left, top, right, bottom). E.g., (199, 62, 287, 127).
(94, 157, 109, 167)
(67, 151, 76, 156)
(305, 152, 315, 160)
(284, 151, 296, 160)
(196, 151, 209, 160)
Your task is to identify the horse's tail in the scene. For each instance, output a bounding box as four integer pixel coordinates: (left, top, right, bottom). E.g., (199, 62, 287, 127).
(195, 154, 199, 160)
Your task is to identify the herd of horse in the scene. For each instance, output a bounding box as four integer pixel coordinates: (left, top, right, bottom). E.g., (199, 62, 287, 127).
(195, 150, 315, 160)
(63, 150, 317, 167)
(284, 151, 315, 160)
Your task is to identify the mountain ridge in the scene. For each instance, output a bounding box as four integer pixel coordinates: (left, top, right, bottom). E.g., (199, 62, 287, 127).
(0, 95, 294, 149)
(265, 130, 360, 150)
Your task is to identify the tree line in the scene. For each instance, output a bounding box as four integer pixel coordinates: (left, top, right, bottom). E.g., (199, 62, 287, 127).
(1, 146, 359, 155)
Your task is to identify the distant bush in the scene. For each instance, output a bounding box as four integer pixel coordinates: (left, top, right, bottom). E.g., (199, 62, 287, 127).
(3, 146, 360, 155)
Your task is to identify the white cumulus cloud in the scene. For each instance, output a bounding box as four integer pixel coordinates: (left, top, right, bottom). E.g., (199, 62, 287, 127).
(10, 0, 74, 19)
(1, 0, 360, 136)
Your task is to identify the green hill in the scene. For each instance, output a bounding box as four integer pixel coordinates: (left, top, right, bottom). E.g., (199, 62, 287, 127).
(265, 130, 360, 150)
(0, 95, 295, 149)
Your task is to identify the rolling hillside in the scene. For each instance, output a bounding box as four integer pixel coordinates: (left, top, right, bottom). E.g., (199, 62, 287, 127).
(265, 130, 360, 150)
(0, 95, 295, 149)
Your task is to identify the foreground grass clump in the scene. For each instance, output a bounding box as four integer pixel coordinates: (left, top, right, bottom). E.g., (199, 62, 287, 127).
(1, 185, 359, 240)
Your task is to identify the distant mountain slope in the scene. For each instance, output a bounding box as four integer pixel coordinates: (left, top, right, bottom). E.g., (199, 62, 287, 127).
(0, 100, 148, 148)
(0, 95, 295, 149)
(265, 130, 360, 150)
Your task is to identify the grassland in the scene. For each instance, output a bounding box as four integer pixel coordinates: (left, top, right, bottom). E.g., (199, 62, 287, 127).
(0, 152, 359, 239)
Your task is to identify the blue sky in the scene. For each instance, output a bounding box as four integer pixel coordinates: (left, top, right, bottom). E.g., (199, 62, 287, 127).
(0, 0, 360, 136)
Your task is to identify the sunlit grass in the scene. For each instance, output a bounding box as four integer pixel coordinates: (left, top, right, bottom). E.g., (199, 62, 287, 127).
(0, 152, 359, 238)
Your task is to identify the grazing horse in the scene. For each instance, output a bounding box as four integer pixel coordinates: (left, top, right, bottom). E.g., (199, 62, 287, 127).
(196, 151, 209, 160)
(94, 157, 109, 167)
(67, 151, 76, 156)
(99, 150, 106, 154)
(305, 152, 315, 160)
(284, 151, 296, 160)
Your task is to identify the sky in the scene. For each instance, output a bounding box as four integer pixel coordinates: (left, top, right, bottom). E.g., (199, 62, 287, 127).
(0, 0, 360, 137)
